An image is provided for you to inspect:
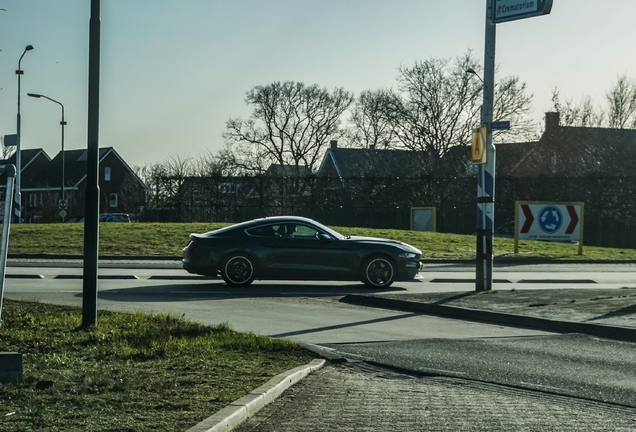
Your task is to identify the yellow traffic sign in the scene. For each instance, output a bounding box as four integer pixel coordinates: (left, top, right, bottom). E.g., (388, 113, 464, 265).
(471, 127, 487, 164)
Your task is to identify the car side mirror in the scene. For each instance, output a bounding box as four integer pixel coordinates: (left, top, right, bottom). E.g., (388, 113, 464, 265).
(318, 233, 333, 241)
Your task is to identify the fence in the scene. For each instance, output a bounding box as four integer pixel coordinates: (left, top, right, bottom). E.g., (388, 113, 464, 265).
(142, 174, 636, 249)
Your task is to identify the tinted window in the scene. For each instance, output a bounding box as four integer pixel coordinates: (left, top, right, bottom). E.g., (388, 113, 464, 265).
(246, 225, 276, 237)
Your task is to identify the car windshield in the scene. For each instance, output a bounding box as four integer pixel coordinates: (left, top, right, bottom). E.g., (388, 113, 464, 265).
(308, 220, 345, 240)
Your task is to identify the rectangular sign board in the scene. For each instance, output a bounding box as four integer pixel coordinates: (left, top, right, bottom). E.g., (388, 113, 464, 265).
(494, 0, 553, 23)
(411, 207, 436, 232)
(515, 201, 584, 255)
(3, 134, 17, 147)
(490, 121, 510, 131)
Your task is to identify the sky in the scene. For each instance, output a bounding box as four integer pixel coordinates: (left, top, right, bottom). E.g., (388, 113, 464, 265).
(0, 0, 635, 169)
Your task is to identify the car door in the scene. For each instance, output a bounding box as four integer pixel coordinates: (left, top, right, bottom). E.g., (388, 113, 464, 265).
(266, 223, 356, 280)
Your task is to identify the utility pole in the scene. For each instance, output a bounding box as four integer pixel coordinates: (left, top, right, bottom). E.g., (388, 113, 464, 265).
(475, 0, 497, 292)
(83, 0, 101, 328)
(475, 0, 553, 292)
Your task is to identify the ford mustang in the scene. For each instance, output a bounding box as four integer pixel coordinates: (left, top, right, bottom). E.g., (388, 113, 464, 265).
(183, 216, 421, 288)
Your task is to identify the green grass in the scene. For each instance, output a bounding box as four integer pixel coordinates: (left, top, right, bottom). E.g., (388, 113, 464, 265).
(0, 300, 314, 431)
(5, 222, 636, 260)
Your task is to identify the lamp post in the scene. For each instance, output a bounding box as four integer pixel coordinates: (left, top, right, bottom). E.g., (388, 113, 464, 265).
(27, 93, 66, 220)
(15, 44, 34, 224)
(466, 68, 484, 83)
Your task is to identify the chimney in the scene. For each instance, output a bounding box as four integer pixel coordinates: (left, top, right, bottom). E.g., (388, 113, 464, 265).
(330, 140, 338, 149)
(545, 112, 560, 130)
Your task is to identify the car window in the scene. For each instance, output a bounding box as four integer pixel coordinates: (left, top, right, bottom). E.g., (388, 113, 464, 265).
(246, 224, 276, 237)
(275, 224, 319, 240)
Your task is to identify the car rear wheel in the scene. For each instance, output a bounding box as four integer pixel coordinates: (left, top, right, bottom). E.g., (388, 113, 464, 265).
(221, 254, 256, 287)
(361, 256, 395, 288)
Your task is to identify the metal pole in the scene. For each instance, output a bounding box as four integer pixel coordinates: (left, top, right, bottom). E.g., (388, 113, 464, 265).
(27, 93, 66, 218)
(83, 0, 101, 328)
(61, 106, 66, 208)
(15, 45, 34, 224)
(476, 0, 496, 292)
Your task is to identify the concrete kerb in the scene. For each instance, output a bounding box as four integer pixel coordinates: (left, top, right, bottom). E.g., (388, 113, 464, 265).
(341, 294, 636, 343)
(186, 358, 326, 432)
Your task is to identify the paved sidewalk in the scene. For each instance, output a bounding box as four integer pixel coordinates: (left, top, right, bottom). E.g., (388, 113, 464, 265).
(342, 287, 636, 343)
(204, 287, 636, 431)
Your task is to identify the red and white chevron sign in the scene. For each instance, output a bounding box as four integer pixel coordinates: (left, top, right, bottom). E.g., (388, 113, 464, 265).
(516, 201, 584, 242)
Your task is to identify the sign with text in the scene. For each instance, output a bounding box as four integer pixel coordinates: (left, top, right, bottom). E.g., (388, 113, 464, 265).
(515, 201, 584, 254)
(494, 0, 553, 23)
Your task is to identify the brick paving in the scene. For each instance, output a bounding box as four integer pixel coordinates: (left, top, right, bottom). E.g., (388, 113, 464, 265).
(235, 362, 636, 432)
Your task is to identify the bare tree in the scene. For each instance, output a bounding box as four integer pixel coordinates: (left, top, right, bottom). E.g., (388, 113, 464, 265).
(347, 52, 535, 160)
(222, 81, 354, 173)
(346, 89, 400, 149)
(606, 75, 636, 129)
(551, 89, 605, 127)
(492, 75, 537, 142)
(552, 75, 636, 129)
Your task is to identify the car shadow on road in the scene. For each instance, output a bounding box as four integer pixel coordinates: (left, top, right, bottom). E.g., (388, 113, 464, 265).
(91, 281, 407, 303)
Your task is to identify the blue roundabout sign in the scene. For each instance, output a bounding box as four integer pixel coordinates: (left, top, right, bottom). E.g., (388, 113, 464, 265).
(538, 205, 563, 234)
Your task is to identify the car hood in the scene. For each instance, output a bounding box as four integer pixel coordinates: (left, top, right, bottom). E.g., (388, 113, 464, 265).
(345, 236, 422, 255)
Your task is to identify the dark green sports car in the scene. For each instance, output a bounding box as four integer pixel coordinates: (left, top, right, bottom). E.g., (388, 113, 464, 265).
(183, 216, 422, 288)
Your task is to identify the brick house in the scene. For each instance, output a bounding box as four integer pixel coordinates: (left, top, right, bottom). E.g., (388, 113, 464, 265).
(0, 147, 149, 222)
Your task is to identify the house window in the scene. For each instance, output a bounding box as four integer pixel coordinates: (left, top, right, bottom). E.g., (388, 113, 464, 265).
(110, 193, 118, 208)
(105, 167, 111, 181)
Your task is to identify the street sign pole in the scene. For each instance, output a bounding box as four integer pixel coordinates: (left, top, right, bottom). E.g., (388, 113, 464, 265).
(476, 0, 497, 292)
(475, 0, 552, 292)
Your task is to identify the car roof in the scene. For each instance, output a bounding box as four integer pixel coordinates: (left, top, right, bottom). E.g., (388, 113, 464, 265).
(202, 216, 320, 236)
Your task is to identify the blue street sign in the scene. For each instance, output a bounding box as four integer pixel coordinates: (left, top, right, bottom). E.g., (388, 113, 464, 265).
(490, 121, 510, 131)
(493, 0, 553, 24)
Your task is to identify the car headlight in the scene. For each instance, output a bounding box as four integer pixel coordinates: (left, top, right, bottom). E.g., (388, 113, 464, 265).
(398, 252, 418, 259)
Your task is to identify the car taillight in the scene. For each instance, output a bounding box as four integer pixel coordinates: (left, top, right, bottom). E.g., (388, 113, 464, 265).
(186, 239, 199, 251)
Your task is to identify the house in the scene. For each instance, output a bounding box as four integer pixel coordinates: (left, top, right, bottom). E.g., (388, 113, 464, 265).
(495, 112, 636, 248)
(316, 142, 433, 186)
(497, 112, 636, 177)
(0, 147, 149, 223)
(0, 149, 51, 221)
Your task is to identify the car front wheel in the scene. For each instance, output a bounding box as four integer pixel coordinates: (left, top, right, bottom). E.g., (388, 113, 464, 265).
(361, 256, 395, 288)
(221, 254, 256, 287)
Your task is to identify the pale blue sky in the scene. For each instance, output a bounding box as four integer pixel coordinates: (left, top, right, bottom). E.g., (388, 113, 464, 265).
(1, 1, 634, 168)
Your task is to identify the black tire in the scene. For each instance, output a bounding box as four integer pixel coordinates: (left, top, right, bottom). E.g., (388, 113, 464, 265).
(361, 256, 395, 288)
(221, 254, 256, 287)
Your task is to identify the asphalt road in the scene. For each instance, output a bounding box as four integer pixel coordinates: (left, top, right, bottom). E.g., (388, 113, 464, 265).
(4, 261, 636, 411)
(324, 334, 636, 408)
(3, 273, 551, 344)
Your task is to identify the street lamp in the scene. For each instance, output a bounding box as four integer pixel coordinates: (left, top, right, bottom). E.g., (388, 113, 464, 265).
(27, 93, 66, 220)
(466, 68, 484, 83)
(15, 44, 34, 224)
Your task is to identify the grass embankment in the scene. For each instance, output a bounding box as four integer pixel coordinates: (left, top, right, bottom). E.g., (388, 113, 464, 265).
(7, 222, 636, 260)
(0, 300, 314, 431)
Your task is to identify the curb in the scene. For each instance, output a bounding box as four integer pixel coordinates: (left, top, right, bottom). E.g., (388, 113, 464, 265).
(186, 358, 326, 432)
(341, 295, 636, 343)
(7, 254, 182, 261)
